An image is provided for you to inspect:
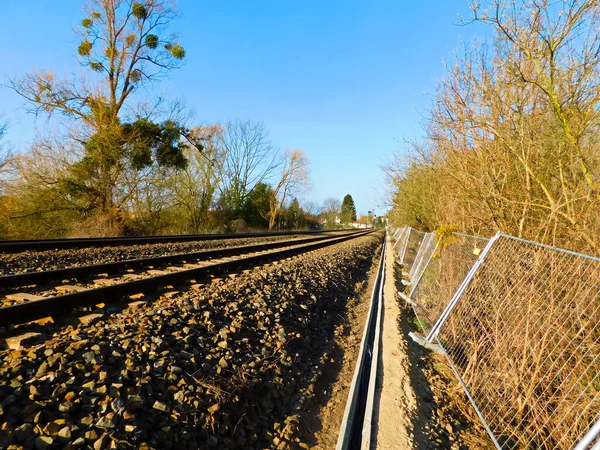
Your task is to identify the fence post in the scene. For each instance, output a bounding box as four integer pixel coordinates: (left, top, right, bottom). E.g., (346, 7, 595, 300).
(426, 231, 501, 342)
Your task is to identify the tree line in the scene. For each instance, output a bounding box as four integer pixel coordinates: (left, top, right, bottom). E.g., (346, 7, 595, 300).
(385, 0, 600, 256)
(0, 0, 357, 239)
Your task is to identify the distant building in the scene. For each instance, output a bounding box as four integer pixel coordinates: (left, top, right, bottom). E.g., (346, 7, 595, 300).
(352, 222, 369, 229)
(320, 214, 341, 227)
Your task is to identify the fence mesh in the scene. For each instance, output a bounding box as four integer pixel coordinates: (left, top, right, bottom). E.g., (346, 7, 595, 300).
(434, 234, 600, 449)
(396, 227, 411, 261)
(392, 226, 408, 252)
(410, 233, 489, 335)
(408, 232, 436, 286)
(400, 228, 425, 273)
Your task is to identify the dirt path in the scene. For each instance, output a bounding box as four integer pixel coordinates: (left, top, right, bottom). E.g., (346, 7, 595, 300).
(371, 239, 416, 449)
(377, 237, 495, 450)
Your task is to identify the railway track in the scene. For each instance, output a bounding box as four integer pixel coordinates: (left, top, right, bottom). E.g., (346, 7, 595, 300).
(0, 229, 353, 253)
(337, 232, 387, 449)
(0, 233, 361, 291)
(0, 230, 374, 328)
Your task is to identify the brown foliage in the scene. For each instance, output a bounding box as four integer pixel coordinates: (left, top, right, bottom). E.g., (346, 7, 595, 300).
(387, 0, 600, 255)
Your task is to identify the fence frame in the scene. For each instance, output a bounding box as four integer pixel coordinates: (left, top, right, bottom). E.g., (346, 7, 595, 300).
(426, 231, 500, 342)
(391, 226, 407, 251)
(574, 418, 600, 450)
(408, 239, 438, 298)
(408, 232, 435, 282)
(395, 227, 600, 449)
(398, 229, 411, 263)
(438, 341, 504, 449)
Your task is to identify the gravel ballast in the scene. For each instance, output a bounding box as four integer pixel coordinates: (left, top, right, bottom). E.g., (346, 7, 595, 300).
(0, 235, 319, 276)
(0, 232, 382, 449)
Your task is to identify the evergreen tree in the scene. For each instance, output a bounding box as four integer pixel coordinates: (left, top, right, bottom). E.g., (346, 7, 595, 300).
(241, 182, 273, 229)
(286, 197, 305, 229)
(341, 194, 357, 223)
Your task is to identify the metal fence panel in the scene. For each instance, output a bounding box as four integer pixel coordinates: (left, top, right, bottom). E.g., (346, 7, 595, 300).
(391, 226, 408, 251)
(401, 228, 425, 272)
(409, 233, 489, 335)
(408, 232, 437, 290)
(434, 234, 600, 449)
(397, 227, 411, 262)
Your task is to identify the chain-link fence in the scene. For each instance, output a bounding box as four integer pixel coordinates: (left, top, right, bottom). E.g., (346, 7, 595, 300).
(388, 228, 600, 449)
(392, 226, 408, 252)
(396, 227, 411, 263)
(408, 231, 436, 287)
(410, 232, 489, 335)
(396, 227, 425, 273)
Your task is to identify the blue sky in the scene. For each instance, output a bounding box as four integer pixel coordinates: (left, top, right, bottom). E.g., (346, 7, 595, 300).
(0, 0, 488, 216)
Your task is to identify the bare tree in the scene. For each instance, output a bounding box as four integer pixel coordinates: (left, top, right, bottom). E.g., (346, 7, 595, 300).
(388, 0, 600, 254)
(264, 149, 309, 230)
(302, 201, 322, 217)
(322, 197, 341, 229)
(1, 137, 83, 238)
(10, 0, 185, 131)
(216, 120, 279, 216)
(469, 0, 600, 193)
(168, 125, 224, 232)
(0, 120, 13, 193)
(0, 121, 7, 160)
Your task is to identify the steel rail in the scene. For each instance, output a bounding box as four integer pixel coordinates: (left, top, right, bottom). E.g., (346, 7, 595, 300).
(0, 229, 360, 253)
(336, 233, 386, 450)
(0, 234, 345, 290)
(0, 230, 376, 327)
